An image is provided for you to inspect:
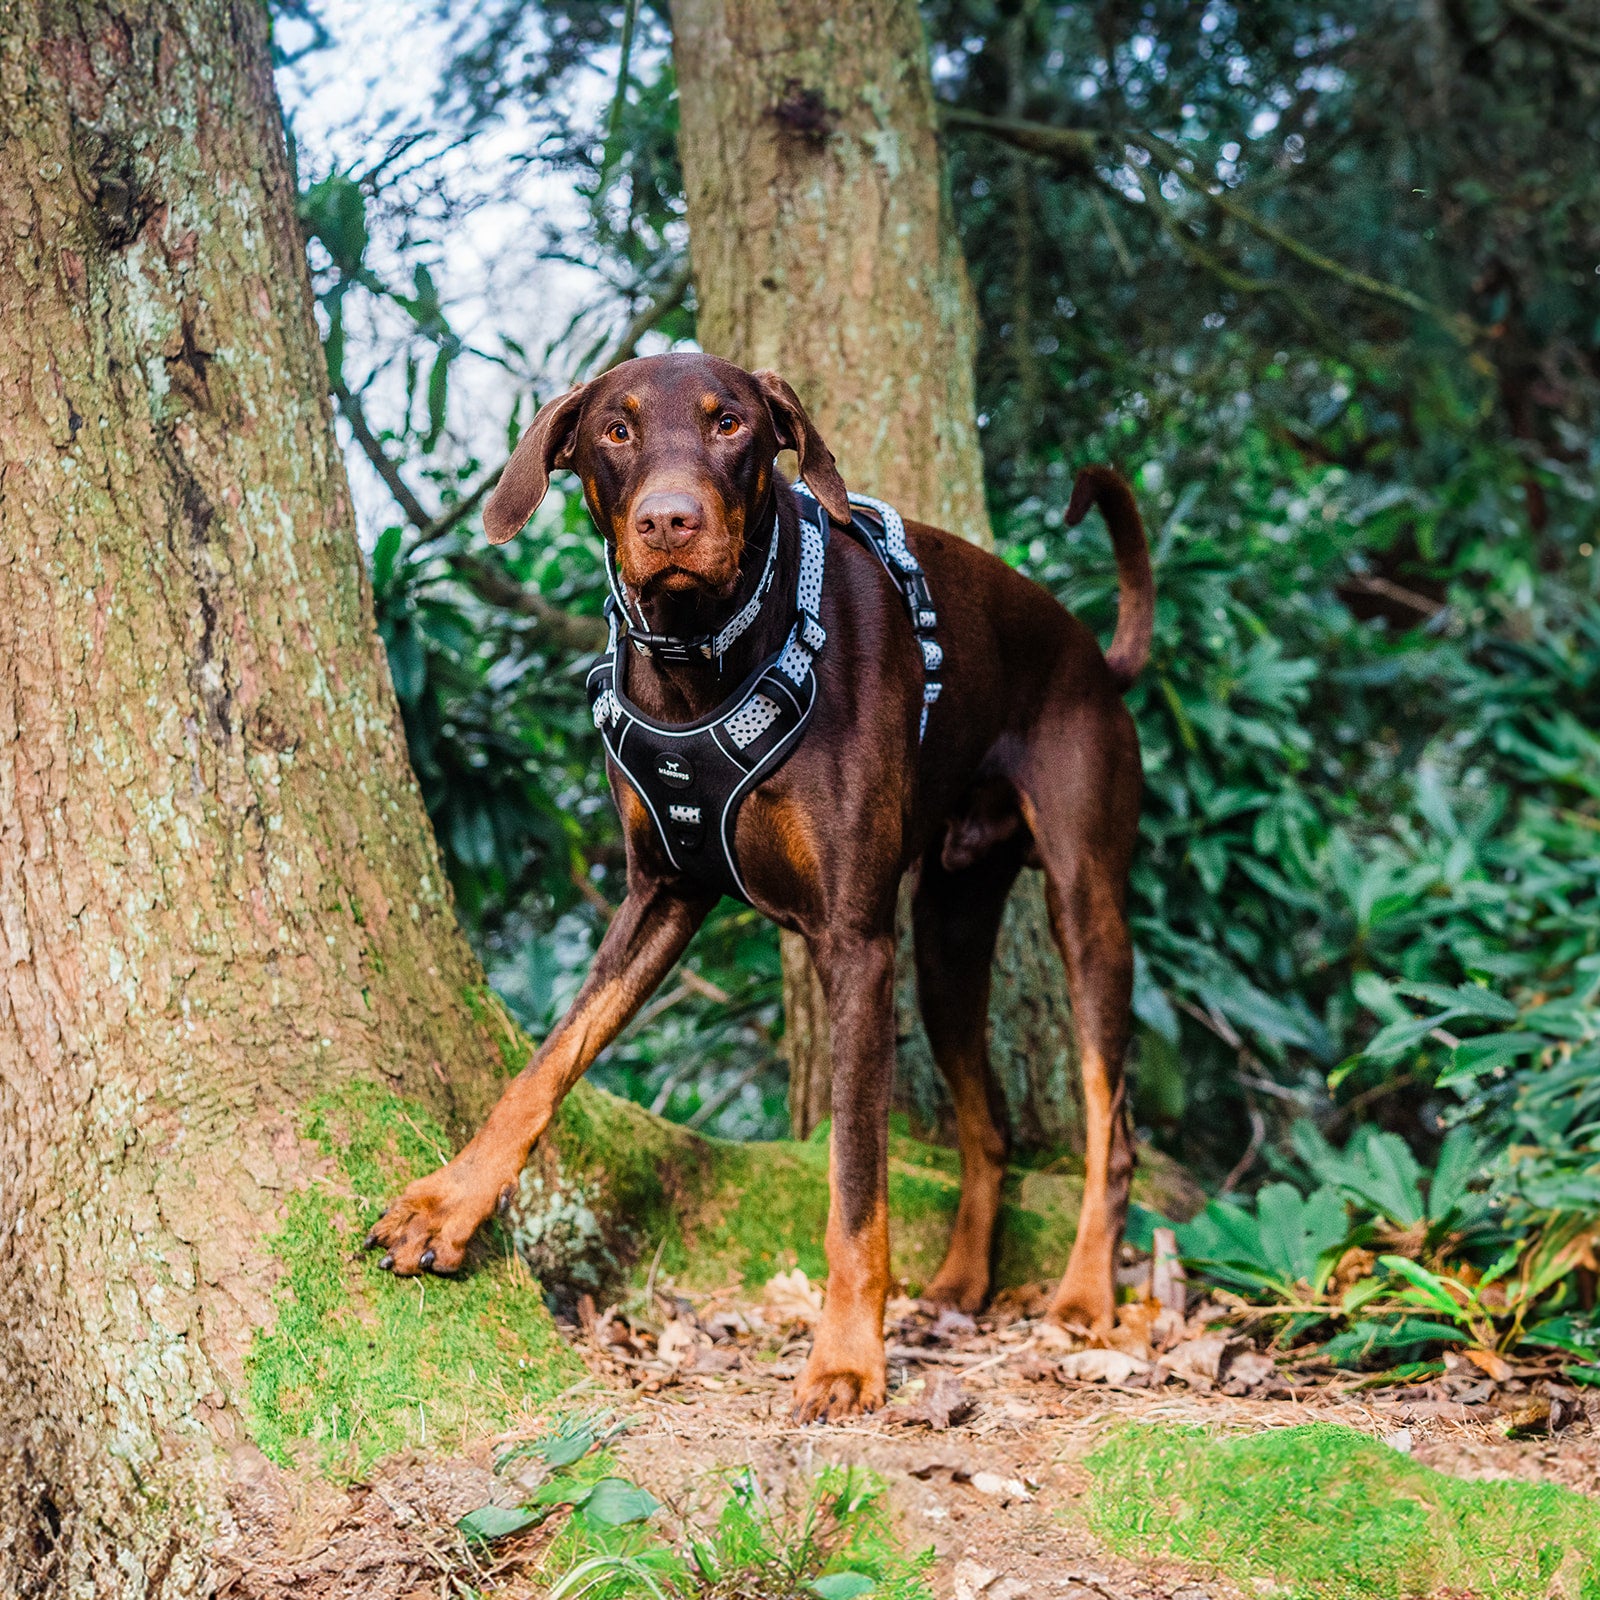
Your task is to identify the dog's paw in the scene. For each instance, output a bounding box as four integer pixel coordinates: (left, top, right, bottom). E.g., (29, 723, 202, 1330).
(791, 1350, 887, 1423)
(923, 1261, 991, 1315)
(363, 1164, 511, 1276)
(1046, 1282, 1116, 1336)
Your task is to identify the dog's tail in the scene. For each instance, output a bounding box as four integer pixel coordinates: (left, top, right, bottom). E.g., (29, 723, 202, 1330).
(1066, 465, 1154, 692)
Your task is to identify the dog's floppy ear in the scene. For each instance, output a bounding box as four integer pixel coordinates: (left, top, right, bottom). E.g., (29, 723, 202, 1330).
(752, 370, 851, 526)
(483, 383, 590, 545)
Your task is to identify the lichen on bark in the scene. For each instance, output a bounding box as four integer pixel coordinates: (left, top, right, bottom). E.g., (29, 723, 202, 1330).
(0, 5, 515, 1589)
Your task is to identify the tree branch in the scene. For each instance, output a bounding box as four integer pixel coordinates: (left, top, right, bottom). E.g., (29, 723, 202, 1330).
(944, 107, 1479, 345)
(445, 552, 608, 652)
(940, 107, 1103, 173)
(334, 381, 607, 651)
(1503, 0, 1600, 60)
(606, 257, 694, 369)
(334, 380, 432, 530)
(1127, 164, 1340, 350)
(1129, 131, 1479, 343)
(417, 463, 503, 545)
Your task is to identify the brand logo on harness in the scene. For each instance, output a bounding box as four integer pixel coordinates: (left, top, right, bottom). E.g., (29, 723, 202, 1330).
(655, 753, 694, 788)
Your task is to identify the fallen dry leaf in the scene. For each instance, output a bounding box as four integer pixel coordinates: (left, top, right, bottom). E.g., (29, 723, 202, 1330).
(884, 1294, 922, 1326)
(1161, 1335, 1235, 1392)
(762, 1268, 823, 1326)
(1505, 1396, 1552, 1439)
(1332, 1246, 1377, 1296)
(890, 1372, 974, 1431)
(1109, 1300, 1158, 1359)
(1221, 1349, 1278, 1394)
(1059, 1348, 1151, 1385)
(656, 1318, 704, 1369)
(1462, 1346, 1514, 1384)
(1031, 1320, 1078, 1353)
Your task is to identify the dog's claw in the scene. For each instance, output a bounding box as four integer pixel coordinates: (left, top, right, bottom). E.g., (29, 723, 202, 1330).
(420, 1248, 435, 1271)
(497, 1186, 512, 1216)
(363, 1229, 379, 1250)
(379, 1253, 394, 1271)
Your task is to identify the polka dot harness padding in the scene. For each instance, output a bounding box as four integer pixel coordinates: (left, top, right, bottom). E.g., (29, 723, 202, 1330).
(586, 484, 940, 904)
(794, 481, 943, 741)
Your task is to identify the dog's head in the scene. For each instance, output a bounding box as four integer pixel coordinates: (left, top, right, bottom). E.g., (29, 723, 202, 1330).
(483, 353, 851, 601)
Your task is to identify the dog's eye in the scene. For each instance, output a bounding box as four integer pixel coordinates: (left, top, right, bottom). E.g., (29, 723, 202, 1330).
(716, 413, 741, 435)
(605, 422, 630, 444)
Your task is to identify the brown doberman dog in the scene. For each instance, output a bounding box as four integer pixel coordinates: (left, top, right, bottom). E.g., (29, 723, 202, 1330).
(366, 352, 1153, 1422)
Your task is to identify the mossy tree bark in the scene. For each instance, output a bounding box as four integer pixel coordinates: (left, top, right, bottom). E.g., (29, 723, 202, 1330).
(670, 0, 1081, 1150)
(0, 4, 514, 1590)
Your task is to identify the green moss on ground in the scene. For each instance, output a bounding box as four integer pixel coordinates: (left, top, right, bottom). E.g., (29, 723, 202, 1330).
(1085, 1421, 1600, 1600)
(245, 1058, 1201, 1473)
(246, 1080, 583, 1473)
(545, 1084, 1199, 1293)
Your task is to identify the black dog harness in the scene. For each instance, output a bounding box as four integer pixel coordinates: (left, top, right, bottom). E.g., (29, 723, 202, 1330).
(585, 481, 941, 903)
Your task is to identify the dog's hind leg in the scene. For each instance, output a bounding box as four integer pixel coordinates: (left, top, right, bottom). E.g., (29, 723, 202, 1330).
(912, 841, 1022, 1312)
(1013, 694, 1142, 1333)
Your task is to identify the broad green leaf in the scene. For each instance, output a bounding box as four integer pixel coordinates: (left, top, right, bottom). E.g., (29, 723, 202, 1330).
(1524, 1316, 1600, 1359)
(1425, 1125, 1484, 1223)
(808, 1575, 876, 1600)
(1353, 1131, 1426, 1226)
(423, 347, 454, 452)
(1378, 1255, 1467, 1319)
(1436, 1032, 1542, 1086)
(1364, 1012, 1452, 1062)
(298, 170, 369, 276)
(458, 1504, 539, 1543)
(1394, 981, 1520, 1022)
(1321, 1318, 1468, 1366)
(577, 1478, 662, 1527)
(370, 525, 403, 594)
(537, 1416, 597, 1468)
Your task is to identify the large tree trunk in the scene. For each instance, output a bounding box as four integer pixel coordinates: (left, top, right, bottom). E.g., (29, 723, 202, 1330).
(0, 5, 517, 1589)
(670, 0, 1081, 1150)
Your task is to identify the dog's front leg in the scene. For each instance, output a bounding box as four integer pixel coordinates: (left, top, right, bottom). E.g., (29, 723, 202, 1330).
(792, 929, 896, 1422)
(368, 883, 711, 1275)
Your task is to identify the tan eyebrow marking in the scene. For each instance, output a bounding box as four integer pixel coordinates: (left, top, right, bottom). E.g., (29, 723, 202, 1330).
(701, 392, 722, 415)
(621, 393, 641, 413)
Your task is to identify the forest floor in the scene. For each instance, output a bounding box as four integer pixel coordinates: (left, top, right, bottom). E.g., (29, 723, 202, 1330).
(224, 1270, 1600, 1600)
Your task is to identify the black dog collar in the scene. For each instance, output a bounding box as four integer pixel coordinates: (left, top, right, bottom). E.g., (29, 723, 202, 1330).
(601, 501, 781, 669)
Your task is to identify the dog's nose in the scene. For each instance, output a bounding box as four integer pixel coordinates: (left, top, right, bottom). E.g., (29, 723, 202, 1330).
(634, 491, 703, 551)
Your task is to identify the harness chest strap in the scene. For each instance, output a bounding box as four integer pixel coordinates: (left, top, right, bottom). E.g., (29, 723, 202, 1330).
(586, 483, 941, 905)
(587, 505, 831, 904)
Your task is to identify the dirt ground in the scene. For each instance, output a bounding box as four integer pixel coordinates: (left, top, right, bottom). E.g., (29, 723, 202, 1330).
(219, 1274, 1599, 1600)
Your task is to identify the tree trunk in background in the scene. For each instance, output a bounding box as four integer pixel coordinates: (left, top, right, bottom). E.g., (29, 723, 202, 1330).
(671, 0, 1081, 1150)
(0, 4, 507, 1589)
